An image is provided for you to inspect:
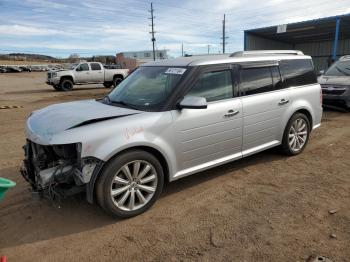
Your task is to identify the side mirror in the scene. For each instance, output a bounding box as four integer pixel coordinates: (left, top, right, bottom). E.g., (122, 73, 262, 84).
(178, 96, 207, 109)
(318, 70, 325, 76)
(76, 67, 82, 72)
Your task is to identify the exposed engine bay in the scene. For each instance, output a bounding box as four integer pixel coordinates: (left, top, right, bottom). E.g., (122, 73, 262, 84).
(21, 140, 102, 201)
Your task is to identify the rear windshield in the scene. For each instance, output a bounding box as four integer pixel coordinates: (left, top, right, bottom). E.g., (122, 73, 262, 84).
(325, 60, 350, 76)
(107, 66, 186, 111)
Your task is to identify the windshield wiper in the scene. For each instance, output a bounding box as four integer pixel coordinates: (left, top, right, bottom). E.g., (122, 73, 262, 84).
(109, 100, 139, 110)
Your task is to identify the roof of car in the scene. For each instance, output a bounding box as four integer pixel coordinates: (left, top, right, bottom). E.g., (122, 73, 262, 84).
(142, 51, 312, 67)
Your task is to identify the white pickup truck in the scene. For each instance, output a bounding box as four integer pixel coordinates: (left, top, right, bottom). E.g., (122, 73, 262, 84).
(46, 62, 129, 91)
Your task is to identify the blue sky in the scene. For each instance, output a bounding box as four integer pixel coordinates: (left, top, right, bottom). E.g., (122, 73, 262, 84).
(0, 0, 349, 58)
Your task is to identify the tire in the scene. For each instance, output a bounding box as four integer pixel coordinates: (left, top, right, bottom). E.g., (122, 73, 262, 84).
(96, 150, 164, 218)
(281, 113, 310, 156)
(112, 76, 123, 87)
(103, 82, 113, 88)
(59, 78, 74, 91)
(53, 85, 62, 91)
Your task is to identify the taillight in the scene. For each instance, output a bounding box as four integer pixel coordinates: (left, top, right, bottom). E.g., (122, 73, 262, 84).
(320, 87, 323, 105)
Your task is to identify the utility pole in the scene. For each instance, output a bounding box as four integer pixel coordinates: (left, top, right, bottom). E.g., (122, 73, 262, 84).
(181, 43, 184, 56)
(221, 14, 228, 53)
(207, 44, 210, 54)
(149, 3, 156, 61)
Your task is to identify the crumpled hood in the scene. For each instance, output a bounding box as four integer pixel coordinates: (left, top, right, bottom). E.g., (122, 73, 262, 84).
(318, 75, 350, 86)
(26, 99, 140, 143)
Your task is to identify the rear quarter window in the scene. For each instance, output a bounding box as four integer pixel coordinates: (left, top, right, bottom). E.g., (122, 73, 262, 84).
(279, 59, 317, 87)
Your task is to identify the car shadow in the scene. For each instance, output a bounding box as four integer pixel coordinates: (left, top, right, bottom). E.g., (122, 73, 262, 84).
(0, 147, 283, 249)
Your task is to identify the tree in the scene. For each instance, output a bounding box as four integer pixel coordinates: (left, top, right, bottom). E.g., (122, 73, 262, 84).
(68, 53, 80, 63)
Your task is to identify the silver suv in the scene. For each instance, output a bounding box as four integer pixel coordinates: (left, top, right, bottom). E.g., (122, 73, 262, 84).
(21, 50, 322, 218)
(318, 55, 350, 110)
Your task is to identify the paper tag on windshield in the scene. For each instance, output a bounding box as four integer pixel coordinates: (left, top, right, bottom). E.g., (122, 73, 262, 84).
(165, 68, 186, 75)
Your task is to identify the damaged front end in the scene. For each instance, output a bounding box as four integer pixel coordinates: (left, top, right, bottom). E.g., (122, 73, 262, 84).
(20, 140, 102, 201)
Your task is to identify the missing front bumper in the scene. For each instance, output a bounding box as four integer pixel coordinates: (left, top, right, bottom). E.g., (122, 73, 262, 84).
(20, 140, 103, 200)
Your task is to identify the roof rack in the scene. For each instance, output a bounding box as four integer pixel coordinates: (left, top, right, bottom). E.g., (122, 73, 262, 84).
(339, 55, 350, 61)
(230, 50, 304, 57)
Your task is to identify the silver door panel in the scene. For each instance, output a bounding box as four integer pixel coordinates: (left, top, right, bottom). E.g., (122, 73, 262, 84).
(241, 90, 290, 152)
(171, 98, 243, 172)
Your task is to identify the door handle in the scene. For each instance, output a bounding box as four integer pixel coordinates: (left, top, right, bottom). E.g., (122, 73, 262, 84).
(224, 109, 239, 117)
(278, 99, 289, 105)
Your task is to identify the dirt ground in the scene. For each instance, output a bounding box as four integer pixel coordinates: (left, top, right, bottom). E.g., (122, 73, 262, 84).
(0, 72, 349, 262)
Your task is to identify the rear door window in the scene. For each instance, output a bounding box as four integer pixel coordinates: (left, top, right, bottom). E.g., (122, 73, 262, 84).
(239, 67, 274, 96)
(91, 63, 102, 70)
(271, 66, 283, 90)
(239, 66, 285, 96)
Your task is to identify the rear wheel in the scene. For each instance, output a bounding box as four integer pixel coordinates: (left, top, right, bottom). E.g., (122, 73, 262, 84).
(96, 150, 164, 218)
(59, 78, 74, 91)
(112, 76, 123, 87)
(282, 113, 310, 155)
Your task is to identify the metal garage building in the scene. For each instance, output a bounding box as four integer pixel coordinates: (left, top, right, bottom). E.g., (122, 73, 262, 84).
(244, 14, 350, 72)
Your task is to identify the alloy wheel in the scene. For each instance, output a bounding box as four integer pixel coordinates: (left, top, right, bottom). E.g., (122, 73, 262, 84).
(288, 118, 308, 152)
(110, 160, 158, 211)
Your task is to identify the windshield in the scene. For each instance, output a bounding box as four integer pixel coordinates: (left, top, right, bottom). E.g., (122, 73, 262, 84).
(325, 60, 350, 76)
(107, 66, 186, 111)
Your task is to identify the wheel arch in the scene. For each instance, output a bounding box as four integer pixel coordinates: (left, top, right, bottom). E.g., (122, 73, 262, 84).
(88, 145, 170, 204)
(113, 74, 124, 80)
(293, 108, 313, 131)
(60, 75, 74, 84)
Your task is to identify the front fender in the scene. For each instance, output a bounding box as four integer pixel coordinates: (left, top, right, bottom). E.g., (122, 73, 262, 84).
(58, 73, 75, 83)
(84, 112, 176, 176)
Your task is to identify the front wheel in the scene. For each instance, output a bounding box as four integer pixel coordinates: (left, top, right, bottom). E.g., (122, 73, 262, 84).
(281, 113, 310, 156)
(59, 78, 74, 91)
(96, 150, 164, 218)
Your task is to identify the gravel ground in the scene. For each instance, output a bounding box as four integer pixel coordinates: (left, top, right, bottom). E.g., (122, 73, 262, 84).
(0, 72, 349, 262)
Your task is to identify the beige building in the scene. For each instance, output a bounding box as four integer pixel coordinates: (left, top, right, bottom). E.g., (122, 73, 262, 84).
(116, 50, 168, 70)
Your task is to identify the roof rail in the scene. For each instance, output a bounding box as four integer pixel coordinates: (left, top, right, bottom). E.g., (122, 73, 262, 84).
(230, 50, 304, 57)
(339, 55, 350, 61)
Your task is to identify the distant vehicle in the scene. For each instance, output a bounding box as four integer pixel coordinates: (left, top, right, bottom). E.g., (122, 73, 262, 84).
(21, 50, 322, 218)
(19, 66, 32, 72)
(0, 66, 6, 73)
(5, 66, 21, 73)
(318, 55, 350, 110)
(46, 62, 129, 91)
(30, 66, 45, 72)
